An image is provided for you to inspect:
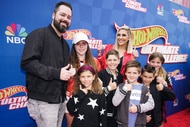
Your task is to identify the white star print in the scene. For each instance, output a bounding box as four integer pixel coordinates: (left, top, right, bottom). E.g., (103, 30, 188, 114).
(77, 114, 84, 120)
(99, 108, 105, 115)
(74, 97, 79, 104)
(87, 98, 98, 109)
(74, 108, 78, 112)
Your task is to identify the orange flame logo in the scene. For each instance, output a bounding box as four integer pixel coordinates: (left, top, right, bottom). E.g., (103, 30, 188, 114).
(0, 86, 27, 100)
(63, 29, 91, 40)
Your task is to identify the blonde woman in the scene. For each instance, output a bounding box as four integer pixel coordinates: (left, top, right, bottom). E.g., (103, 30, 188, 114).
(97, 25, 138, 77)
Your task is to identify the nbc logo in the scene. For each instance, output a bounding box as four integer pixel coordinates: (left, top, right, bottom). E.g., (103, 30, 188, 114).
(5, 23, 28, 44)
(157, 4, 164, 16)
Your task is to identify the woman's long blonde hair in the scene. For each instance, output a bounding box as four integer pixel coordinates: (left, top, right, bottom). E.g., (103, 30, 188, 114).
(113, 25, 133, 53)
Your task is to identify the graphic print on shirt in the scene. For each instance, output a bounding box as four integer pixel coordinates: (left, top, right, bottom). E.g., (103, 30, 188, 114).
(78, 114, 84, 120)
(130, 89, 142, 101)
(87, 98, 98, 109)
(128, 84, 143, 127)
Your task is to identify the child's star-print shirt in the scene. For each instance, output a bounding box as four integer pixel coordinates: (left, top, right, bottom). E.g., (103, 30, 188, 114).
(67, 90, 107, 127)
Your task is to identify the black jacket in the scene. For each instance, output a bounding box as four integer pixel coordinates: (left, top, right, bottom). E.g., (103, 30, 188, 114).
(146, 76, 175, 127)
(98, 68, 123, 127)
(21, 24, 70, 103)
(98, 68, 123, 115)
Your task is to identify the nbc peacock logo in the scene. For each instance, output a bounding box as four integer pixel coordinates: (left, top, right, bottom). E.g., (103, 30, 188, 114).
(5, 23, 28, 44)
(157, 4, 164, 16)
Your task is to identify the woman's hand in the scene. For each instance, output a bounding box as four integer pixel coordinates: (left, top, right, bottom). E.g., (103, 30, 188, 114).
(97, 41, 103, 56)
(132, 47, 139, 59)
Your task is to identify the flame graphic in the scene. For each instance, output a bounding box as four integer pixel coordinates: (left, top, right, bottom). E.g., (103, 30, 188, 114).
(0, 85, 27, 100)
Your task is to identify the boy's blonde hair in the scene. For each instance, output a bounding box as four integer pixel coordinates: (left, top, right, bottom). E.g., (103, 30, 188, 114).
(106, 49, 120, 59)
(124, 60, 141, 74)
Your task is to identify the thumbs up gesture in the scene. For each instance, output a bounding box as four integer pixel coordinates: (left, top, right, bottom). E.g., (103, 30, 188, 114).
(156, 83, 164, 91)
(129, 102, 137, 113)
(124, 80, 132, 91)
(69, 65, 76, 76)
(107, 78, 117, 91)
(60, 64, 73, 81)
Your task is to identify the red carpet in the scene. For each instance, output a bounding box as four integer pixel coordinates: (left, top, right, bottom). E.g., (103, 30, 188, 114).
(164, 108, 190, 127)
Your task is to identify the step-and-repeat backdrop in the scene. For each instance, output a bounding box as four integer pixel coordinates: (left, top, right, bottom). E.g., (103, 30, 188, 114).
(0, 0, 190, 126)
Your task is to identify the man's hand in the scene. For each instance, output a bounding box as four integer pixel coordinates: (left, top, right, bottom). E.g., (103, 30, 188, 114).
(60, 64, 73, 81)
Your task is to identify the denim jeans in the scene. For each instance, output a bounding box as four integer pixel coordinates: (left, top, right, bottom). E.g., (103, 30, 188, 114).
(27, 98, 66, 127)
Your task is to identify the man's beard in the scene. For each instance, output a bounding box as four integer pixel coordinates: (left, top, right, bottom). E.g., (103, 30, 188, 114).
(53, 18, 69, 33)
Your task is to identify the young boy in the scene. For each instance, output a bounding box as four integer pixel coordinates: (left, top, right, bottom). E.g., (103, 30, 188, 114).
(98, 49, 123, 127)
(112, 60, 154, 127)
(141, 64, 176, 127)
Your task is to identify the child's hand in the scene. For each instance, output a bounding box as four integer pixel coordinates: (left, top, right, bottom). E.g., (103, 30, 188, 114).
(156, 83, 164, 91)
(156, 75, 167, 86)
(124, 80, 132, 91)
(146, 115, 151, 123)
(108, 78, 117, 91)
(128, 102, 137, 113)
(80, 84, 88, 94)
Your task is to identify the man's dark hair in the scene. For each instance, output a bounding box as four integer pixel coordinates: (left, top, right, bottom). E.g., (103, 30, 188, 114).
(54, 1, 72, 13)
